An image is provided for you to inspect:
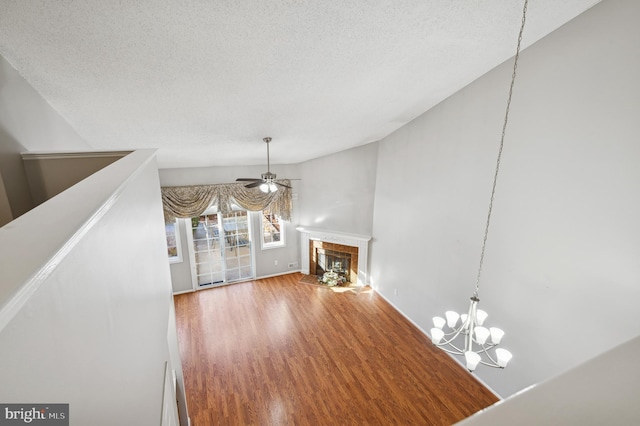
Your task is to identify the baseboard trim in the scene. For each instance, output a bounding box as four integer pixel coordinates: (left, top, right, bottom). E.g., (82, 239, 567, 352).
(174, 271, 302, 294)
(172, 289, 195, 295)
(255, 270, 301, 280)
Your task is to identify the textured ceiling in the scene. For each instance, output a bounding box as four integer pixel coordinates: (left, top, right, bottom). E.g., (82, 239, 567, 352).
(0, 0, 599, 168)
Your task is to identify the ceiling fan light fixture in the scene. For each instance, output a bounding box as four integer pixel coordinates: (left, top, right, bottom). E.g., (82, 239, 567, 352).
(236, 137, 293, 191)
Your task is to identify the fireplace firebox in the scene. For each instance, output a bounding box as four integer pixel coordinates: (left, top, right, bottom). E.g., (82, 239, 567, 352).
(316, 249, 351, 277)
(310, 240, 358, 283)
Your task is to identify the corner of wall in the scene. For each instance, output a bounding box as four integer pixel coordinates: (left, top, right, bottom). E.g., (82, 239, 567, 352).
(0, 172, 13, 226)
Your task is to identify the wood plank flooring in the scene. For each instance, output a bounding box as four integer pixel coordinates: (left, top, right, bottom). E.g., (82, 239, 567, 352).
(174, 273, 498, 425)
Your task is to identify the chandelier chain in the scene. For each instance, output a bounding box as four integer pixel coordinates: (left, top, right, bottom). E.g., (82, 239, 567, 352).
(474, 0, 528, 297)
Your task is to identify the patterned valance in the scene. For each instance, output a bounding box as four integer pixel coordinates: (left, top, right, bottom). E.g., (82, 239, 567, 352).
(161, 180, 292, 222)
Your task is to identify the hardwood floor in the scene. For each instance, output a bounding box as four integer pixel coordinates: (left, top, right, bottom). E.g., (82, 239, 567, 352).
(174, 273, 498, 425)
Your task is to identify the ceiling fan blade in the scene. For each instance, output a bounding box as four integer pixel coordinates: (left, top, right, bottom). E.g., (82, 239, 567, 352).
(236, 178, 261, 182)
(275, 181, 292, 189)
(245, 181, 264, 189)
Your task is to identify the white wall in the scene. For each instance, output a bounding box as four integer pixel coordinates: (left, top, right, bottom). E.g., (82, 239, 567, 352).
(0, 54, 89, 153)
(0, 54, 90, 219)
(0, 172, 12, 226)
(370, 0, 640, 398)
(297, 142, 378, 236)
(0, 150, 186, 425)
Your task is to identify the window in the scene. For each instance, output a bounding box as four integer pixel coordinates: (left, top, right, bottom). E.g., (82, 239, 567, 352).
(261, 208, 285, 249)
(165, 219, 182, 263)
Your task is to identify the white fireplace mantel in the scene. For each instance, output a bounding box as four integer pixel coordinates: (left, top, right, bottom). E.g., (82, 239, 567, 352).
(296, 226, 372, 285)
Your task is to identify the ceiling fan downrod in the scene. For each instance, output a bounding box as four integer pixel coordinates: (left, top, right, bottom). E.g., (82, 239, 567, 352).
(262, 137, 275, 181)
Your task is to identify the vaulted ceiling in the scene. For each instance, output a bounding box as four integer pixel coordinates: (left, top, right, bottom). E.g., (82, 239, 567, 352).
(0, 0, 599, 168)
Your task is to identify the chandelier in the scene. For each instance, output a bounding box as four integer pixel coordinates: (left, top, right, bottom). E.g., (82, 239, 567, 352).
(430, 0, 530, 371)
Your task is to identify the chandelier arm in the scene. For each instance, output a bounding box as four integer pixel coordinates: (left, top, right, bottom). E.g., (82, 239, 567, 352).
(437, 343, 465, 356)
(469, 337, 497, 351)
(435, 326, 467, 346)
(473, 0, 528, 297)
(440, 327, 467, 337)
(481, 343, 497, 351)
(476, 343, 501, 366)
(436, 336, 465, 349)
(479, 360, 501, 369)
(435, 302, 476, 347)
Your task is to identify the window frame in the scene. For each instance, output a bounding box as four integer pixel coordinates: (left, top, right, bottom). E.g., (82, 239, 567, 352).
(166, 219, 183, 263)
(260, 208, 285, 250)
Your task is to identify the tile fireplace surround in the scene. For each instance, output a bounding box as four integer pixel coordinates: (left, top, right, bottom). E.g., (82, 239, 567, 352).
(296, 226, 372, 285)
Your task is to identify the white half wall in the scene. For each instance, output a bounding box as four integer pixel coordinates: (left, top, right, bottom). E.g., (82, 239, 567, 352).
(0, 150, 187, 425)
(457, 336, 640, 425)
(370, 0, 640, 397)
(21, 151, 130, 206)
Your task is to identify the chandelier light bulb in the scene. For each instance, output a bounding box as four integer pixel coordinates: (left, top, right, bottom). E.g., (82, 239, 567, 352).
(445, 311, 459, 328)
(490, 327, 504, 344)
(474, 326, 490, 345)
(460, 314, 468, 325)
(495, 348, 513, 368)
(465, 351, 481, 371)
(259, 183, 269, 193)
(432, 316, 446, 330)
(269, 183, 278, 192)
(430, 328, 444, 344)
(476, 309, 488, 325)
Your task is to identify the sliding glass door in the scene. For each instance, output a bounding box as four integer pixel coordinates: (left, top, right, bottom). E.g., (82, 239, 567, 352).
(186, 209, 254, 289)
(191, 214, 224, 287)
(221, 211, 253, 282)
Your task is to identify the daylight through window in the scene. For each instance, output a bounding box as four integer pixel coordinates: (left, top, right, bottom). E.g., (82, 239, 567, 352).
(262, 208, 285, 249)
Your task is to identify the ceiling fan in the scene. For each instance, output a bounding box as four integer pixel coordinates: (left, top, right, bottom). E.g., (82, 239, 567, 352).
(236, 137, 292, 193)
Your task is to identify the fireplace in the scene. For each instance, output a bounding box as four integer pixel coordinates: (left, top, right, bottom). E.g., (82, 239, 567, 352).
(297, 227, 371, 285)
(310, 241, 358, 283)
